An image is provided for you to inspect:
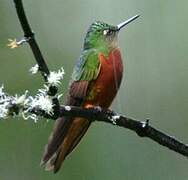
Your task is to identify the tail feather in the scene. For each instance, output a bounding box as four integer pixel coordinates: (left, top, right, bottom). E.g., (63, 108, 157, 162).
(65, 119, 91, 156)
(44, 152, 57, 171)
(41, 116, 73, 165)
(41, 117, 91, 173)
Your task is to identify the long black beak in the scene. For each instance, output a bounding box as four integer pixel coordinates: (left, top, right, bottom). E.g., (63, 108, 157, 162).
(117, 15, 140, 31)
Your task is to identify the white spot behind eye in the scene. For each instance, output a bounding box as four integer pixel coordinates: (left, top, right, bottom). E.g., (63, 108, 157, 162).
(103, 30, 108, 35)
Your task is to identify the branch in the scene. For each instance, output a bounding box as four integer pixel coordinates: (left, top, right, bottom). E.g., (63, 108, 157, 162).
(36, 106, 188, 158)
(10, 0, 188, 162)
(13, 0, 49, 80)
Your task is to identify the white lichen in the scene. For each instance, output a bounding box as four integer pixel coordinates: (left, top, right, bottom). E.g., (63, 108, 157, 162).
(38, 85, 49, 95)
(29, 64, 39, 74)
(0, 66, 65, 122)
(47, 67, 65, 86)
(110, 115, 120, 125)
(65, 106, 71, 111)
(0, 84, 54, 121)
(29, 95, 53, 115)
(141, 121, 147, 128)
(0, 102, 9, 118)
(0, 85, 5, 96)
(22, 112, 38, 123)
(12, 90, 28, 105)
(0, 86, 10, 118)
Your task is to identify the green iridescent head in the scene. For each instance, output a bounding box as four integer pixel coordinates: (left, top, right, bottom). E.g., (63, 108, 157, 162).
(83, 15, 140, 50)
(84, 21, 118, 50)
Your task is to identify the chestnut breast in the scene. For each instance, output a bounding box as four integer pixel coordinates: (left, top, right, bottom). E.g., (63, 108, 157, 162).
(84, 48, 123, 108)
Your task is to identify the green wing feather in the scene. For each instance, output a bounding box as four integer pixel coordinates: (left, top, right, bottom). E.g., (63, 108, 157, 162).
(72, 49, 101, 81)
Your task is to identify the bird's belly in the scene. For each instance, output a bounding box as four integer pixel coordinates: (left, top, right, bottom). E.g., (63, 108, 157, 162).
(84, 48, 123, 108)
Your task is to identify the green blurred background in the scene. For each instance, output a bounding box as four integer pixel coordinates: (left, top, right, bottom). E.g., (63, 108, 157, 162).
(0, 0, 188, 179)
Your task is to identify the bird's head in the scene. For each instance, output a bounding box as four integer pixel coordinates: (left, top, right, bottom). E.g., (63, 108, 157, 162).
(83, 15, 139, 51)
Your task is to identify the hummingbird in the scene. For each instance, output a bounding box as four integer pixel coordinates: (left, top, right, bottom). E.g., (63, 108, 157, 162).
(41, 15, 139, 173)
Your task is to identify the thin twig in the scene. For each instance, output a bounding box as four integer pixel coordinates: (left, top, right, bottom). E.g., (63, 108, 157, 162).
(13, 0, 50, 81)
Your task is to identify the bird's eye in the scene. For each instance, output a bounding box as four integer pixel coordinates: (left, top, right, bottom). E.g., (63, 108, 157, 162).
(103, 30, 108, 35)
(103, 29, 113, 36)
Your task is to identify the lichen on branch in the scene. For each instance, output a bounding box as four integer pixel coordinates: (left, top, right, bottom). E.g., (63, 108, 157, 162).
(0, 67, 64, 122)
